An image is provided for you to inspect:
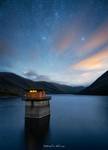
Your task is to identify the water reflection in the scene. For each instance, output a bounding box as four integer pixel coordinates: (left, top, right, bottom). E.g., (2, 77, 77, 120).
(25, 116, 50, 150)
(1, 96, 108, 150)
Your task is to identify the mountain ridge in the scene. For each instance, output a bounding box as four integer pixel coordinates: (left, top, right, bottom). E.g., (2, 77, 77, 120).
(0, 72, 84, 96)
(80, 71, 108, 95)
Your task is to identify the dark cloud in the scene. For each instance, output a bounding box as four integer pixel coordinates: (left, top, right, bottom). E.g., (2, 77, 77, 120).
(36, 75, 51, 81)
(23, 70, 51, 81)
(23, 70, 38, 78)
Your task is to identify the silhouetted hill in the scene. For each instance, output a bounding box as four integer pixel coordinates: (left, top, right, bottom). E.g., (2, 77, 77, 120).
(0, 72, 84, 96)
(81, 71, 108, 95)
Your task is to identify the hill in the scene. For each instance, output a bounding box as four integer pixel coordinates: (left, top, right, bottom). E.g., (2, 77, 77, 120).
(0, 72, 84, 96)
(81, 71, 108, 95)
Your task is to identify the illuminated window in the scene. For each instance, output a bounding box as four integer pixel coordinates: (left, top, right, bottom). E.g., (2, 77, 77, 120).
(29, 90, 37, 93)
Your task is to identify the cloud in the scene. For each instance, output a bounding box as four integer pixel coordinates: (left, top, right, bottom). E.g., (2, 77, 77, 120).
(65, 46, 108, 85)
(55, 27, 77, 52)
(71, 47, 108, 71)
(62, 66, 105, 85)
(53, 4, 94, 54)
(78, 21, 108, 53)
(54, 20, 82, 53)
(78, 71, 104, 85)
(23, 70, 38, 79)
(23, 70, 51, 81)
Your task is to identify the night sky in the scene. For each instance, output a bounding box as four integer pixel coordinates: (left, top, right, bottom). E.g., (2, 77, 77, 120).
(0, 0, 108, 85)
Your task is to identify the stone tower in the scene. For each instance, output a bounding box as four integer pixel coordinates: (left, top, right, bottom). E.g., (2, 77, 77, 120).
(24, 89, 51, 119)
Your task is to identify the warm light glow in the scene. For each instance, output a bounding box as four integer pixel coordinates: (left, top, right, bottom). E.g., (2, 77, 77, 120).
(29, 90, 37, 93)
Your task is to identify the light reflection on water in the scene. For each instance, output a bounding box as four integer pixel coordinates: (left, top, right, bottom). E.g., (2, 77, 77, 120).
(0, 95, 108, 150)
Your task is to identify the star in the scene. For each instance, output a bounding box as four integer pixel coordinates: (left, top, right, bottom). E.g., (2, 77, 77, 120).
(81, 37, 85, 41)
(55, 12, 59, 17)
(54, 12, 61, 20)
(42, 36, 47, 40)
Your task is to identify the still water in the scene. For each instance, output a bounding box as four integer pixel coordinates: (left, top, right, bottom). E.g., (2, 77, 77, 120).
(0, 95, 108, 150)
